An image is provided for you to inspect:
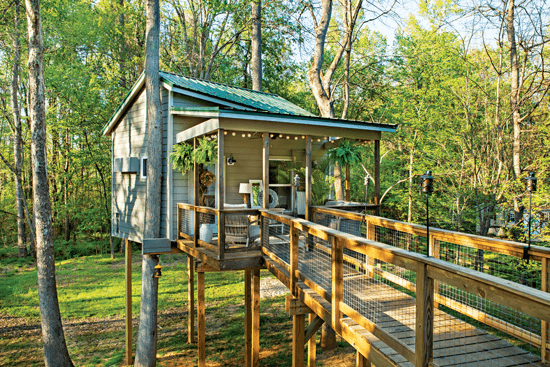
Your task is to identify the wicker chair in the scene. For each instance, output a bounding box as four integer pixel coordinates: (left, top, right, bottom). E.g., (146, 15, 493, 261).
(224, 204, 260, 248)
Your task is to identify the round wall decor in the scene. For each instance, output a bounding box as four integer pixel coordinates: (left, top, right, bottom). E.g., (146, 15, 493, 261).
(257, 189, 279, 208)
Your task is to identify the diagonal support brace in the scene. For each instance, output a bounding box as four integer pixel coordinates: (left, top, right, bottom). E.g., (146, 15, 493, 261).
(305, 315, 324, 344)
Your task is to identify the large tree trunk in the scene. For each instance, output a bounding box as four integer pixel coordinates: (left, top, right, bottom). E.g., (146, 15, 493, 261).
(134, 0, 161, 364)
(11, 0, 27, 257)
(26, 0, 74, 364)
(505, 0, 523, 224)
(250, 0, 262, 91)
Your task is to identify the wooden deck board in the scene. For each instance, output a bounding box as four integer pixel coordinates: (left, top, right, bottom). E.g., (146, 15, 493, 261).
(181, 234, 544, 366)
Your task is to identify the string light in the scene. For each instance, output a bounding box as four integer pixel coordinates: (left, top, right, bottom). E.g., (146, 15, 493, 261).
(294, 136, 298, 140)
(302, 135, 305, 139)
(224, 131, 227, 135)
(286, 136, 290, 139)
(232, 132, 236, 136)
(317, 138, 321, 142)
(279, 134, 283, 138)
(247, 133, 251, 137)
(242, 133, 246, 137)
(270, 134, 274, 138)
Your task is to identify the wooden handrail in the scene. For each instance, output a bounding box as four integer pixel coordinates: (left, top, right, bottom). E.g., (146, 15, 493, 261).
(312, 206, 550, 261)
(259, 209, 550, 365)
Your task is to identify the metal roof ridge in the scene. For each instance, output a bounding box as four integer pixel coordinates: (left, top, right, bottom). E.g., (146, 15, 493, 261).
(159, 70, 280, 97)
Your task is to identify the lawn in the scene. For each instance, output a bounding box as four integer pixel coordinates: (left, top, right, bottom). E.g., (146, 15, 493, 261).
(0, 246, 355, 366)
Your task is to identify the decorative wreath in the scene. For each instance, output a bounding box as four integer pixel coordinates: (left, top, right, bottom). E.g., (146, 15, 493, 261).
(200, 171, 216, 186)
(257, 189, 279, 208)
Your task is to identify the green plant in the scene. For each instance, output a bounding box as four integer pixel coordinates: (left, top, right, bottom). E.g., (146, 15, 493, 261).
(326, 139, 362, 168)
(169, 136, 218, 174)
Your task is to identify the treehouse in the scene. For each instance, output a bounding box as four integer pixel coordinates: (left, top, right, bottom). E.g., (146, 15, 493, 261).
(104, 72, 550, 367)
(102, 71, 396, 253)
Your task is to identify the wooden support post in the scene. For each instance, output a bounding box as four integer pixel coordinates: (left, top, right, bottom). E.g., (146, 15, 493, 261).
(415, 263, 434, 367)
(290, 222, 299, 296)
(262, 132, 269, 208)
(308, 313, 317, 367)
(187, 254, 195, 344)
(356, 351, 371, 367)
(217, 129, 225, 260)
(245, 269, 252, 367)
(366, 220, 375, 241)
(374, 140, 380, 216)
(331, 236, 343, 334)
(252, 269, 260, 367)
(542, 258, 550, 362)
(345, 165, 351, 202)
(193, 137, 199, 248)
(124, 239, 132, 366)
(198, 270, 205, 367)
(305, 136, 312, 220)
(293, 314, 305, 367)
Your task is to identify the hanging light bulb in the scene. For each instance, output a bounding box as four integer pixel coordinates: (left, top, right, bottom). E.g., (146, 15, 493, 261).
(294, 136, 298, 140)
(247, 133, 251, 137)
(302, 135, 305, 139)
(270, 134, 274, 138)
(279, 134, 283, 138)
(242, 133, 246, 137)
(286, 136, 290, 139)
(232, 132, 236, 136)
(317, 138, 321, 142)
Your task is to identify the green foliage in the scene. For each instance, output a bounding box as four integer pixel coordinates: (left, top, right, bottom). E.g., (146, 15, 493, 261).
(169, 136, 218, 174)
(326, 139, 362, 168)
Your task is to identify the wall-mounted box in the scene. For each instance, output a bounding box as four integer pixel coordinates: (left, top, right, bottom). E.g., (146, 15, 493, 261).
(143, 238, 172, 254)
(114, 157, 140, 174)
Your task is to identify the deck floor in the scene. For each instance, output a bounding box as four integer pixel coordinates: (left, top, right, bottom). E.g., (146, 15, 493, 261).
(266, 237, 544, 367)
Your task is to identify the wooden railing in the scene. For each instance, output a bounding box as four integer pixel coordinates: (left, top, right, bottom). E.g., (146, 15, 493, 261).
(260, 209, 550, 366)
(176, 203, 261, 260)
(311, 206, 550, 360)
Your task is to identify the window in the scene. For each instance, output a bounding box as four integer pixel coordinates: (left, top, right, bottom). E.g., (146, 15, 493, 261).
(269, 159, 294, 210)
(140, 156, 148, 179)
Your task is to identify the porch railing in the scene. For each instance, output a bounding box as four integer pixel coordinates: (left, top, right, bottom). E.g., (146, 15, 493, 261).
(311, 206, 550, 361)
(177, 203, 261, 260)
(260, 209, 550, 366)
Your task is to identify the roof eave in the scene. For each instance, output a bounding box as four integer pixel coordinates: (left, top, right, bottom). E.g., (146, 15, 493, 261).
(102, 73, 146, 136)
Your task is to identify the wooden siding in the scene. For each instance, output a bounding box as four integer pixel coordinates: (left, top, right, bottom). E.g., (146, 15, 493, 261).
(112, 89, 147, 243)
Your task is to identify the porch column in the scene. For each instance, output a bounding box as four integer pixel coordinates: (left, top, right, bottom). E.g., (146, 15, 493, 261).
(193, 137, 199, 248)
(374, 140, 380, 216)
(217, 129, 225, 259)
(262, 132, 269, 208)
(305, 136, 312, 221)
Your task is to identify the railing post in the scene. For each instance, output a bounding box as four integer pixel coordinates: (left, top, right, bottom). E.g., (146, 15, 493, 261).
(331, 236, 343, 334)
(290, 221, 299, 296)
(415, 262, 434, 367)
(218, 210, 225, 260)
(366, 220, 376, 241)
(542, 258, 550, 363)
(193, 208, 199, 248)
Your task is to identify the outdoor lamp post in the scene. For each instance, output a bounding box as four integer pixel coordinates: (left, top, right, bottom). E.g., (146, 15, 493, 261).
(294, 174, 300, 217)
(421, 170, 434, 257)
(525, 172, 537, 259)
(364, 173, 370, 213)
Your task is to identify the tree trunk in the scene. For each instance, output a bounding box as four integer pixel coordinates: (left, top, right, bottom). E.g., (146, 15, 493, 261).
(26, 0, 73, 363)
(11, 0, 27, 257)
(334, 161, 343, 201)
(134, 0, 162, 364)
(250, 0, 262, 91)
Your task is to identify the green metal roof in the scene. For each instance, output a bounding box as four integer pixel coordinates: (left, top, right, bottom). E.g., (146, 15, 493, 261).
(160, 71, 315, 117)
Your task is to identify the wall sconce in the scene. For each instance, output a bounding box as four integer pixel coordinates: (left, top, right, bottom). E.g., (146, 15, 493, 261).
(153, 264, 162, 278)
(227, 155, 237, 165)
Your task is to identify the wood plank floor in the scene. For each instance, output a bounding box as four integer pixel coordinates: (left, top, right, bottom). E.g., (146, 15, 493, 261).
(293, 244, 544, 366)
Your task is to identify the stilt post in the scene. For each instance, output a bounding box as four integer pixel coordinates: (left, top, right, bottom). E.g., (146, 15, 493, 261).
(245, 269, 252, 367)
(187, 254, 195, 344)
(252, 269, 260, 367)
(125, 238, 132, 366)
(198, 270, 205, 367)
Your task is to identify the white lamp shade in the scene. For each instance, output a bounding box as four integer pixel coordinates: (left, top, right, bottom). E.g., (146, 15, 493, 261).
(239, 183, 252, 194)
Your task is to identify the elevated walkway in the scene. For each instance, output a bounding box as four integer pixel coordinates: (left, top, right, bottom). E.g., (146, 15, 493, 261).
(161, 205, 550, 367)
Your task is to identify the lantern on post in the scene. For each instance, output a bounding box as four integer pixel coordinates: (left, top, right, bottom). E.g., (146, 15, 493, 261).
(293, 174, 300, 217)
(420, 170, 434, 256)
(153, 264, 162, 278)
(524, 172, 537, 261)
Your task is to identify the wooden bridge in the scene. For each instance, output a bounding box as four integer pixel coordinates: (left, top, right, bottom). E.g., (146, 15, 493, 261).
(125, 204, 550, 367)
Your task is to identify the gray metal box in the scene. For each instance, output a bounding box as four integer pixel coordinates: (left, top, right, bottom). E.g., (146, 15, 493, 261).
(114, 157, 139, 174)
(142, 238, 172, 254)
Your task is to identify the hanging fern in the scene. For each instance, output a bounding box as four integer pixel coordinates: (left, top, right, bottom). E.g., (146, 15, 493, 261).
(326, 139, 362, 167)
(169, 136, 218, 174)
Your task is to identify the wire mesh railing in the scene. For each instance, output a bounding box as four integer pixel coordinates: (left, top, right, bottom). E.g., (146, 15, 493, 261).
(260, 208, 550, 366)
(312, 206, 550, 364)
